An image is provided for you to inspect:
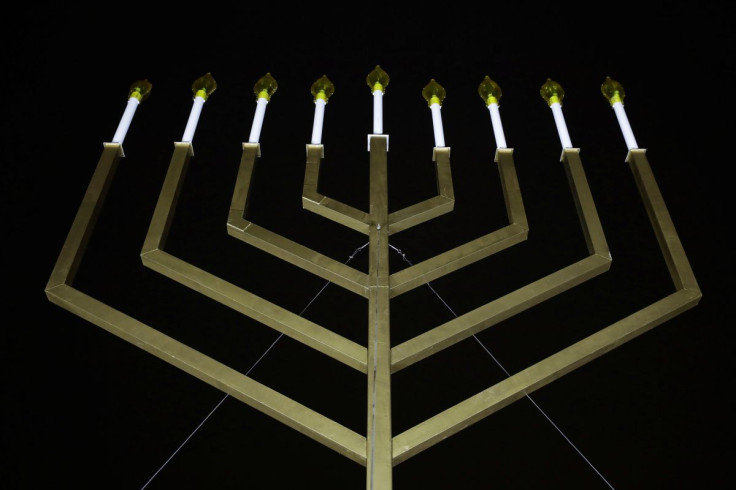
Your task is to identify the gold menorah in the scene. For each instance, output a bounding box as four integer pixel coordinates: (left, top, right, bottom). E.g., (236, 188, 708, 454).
(45, 67, 701, 489)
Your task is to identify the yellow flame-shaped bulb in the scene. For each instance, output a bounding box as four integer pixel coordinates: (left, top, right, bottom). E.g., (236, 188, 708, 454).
(366, 65, 390, 94)
(192, 73, 217, 101)
(311, 75, 335, 103)
(478, 76, 502, 106)
(601, 76, 625, 105)
(540, 78, 565, 106)
(253, 73, 278, 101)
(128, 79, 152, 102)
(422, 79, 446, 107)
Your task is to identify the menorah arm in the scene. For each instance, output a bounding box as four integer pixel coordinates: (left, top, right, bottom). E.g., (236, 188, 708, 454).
(44, 142, 367, 465)
(302, 144, 371, 234)
(141, 142, 367, 371)
(392, 147, 701, 464)
(46, 143, 123, 289)
(387, 147, 455, 234)
(142, 249, 368, 372)
(392, 288, 701, 465)
(391, 253, 611, 370)
(389, 149, 529, 297)
(45, 284, 367, 465)
(392, 149, 611, 369)
(628, 149, 699, 291)
(228, 143, 370, 297)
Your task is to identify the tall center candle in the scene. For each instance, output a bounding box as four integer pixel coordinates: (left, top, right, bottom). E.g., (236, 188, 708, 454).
(366, 66, 390, 134)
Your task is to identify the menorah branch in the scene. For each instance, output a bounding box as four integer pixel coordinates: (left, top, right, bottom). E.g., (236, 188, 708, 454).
(302, 144, 372, 234)
(45, 143, 368, 465)
(140, 142, 368, 372)
(388, 149, 529, 297)
(391, 149, 611, 370)
(392, 288, 701, 465)
(386, 147, 455, 234)
(627, 150, 699, 291)
(46, 143, 123, 290)
(227, 143, 371, 297)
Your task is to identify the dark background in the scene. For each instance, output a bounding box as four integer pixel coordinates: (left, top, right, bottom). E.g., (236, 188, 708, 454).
(5, 4, 733, 489)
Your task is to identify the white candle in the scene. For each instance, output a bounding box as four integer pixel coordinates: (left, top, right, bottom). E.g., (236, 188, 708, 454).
(430, 102, 445, 147)
(311, 98, 326, 145)
(373, 89, 383, 134)
(248, 97, 268, 143)
(111, 97, 140, 144)
(612, 101, 638, 150)
(181, 95, 205, 142)
(487, 103, 507, 149)
(550, 102, 573, 149)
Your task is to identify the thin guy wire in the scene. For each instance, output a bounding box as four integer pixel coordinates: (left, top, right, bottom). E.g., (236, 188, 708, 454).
(389, 244, 616, 490)
(140, 242, 369, 489)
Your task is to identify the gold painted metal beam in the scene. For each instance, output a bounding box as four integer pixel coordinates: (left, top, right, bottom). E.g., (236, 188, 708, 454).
(389, 148, 529, 297)
(141, 143, 367, 373)
(386, 147, 455, 234)
(228, 143, 370, 297)
(391, 148, 701, 465)
(303, 144, 372, 234)
(45, 143, 368, 465)
(366, 135, 393, 489)
(391, 148, 611, 371)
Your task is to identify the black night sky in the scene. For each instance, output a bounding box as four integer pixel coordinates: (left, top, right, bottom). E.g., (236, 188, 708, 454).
(5, 4, 733, 489)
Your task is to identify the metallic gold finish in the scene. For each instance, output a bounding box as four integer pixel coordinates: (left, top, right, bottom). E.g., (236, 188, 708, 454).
(389, 148, 528, 297)
(45, 143, 367, 465)
(391, 148, 610, 370)
(302, 144, 372, 234)
(366, 135, 393, 489)
(228, 143, 371, 297)
(46, 79, 701, 490)
(142, 143, 367, 372)
(386, 146, 455, 233)
(392, 148, 700, 464)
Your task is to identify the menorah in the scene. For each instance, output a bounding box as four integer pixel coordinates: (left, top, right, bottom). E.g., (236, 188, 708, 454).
(45, 66, 701, 489)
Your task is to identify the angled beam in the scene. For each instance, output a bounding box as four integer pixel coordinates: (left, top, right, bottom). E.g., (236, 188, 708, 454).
(46, 143, 123, 289)
(302, 144, 372, 234)
(141, 142, 367, 373)
(392, 289, 700, 465)
(392, 149, 611, 371)
(391, 148, 701, 464)
(386, 147, 455, 234)
(389, 148, 529, 297)
(45, 143, 367, 465)
(228, 143, 370, 298)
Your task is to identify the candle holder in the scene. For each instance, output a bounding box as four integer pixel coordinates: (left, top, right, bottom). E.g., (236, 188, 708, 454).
(45, 69, 701, 489)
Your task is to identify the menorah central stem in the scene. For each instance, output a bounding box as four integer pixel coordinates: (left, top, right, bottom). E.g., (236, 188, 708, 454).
(367, 135, 392, 489)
